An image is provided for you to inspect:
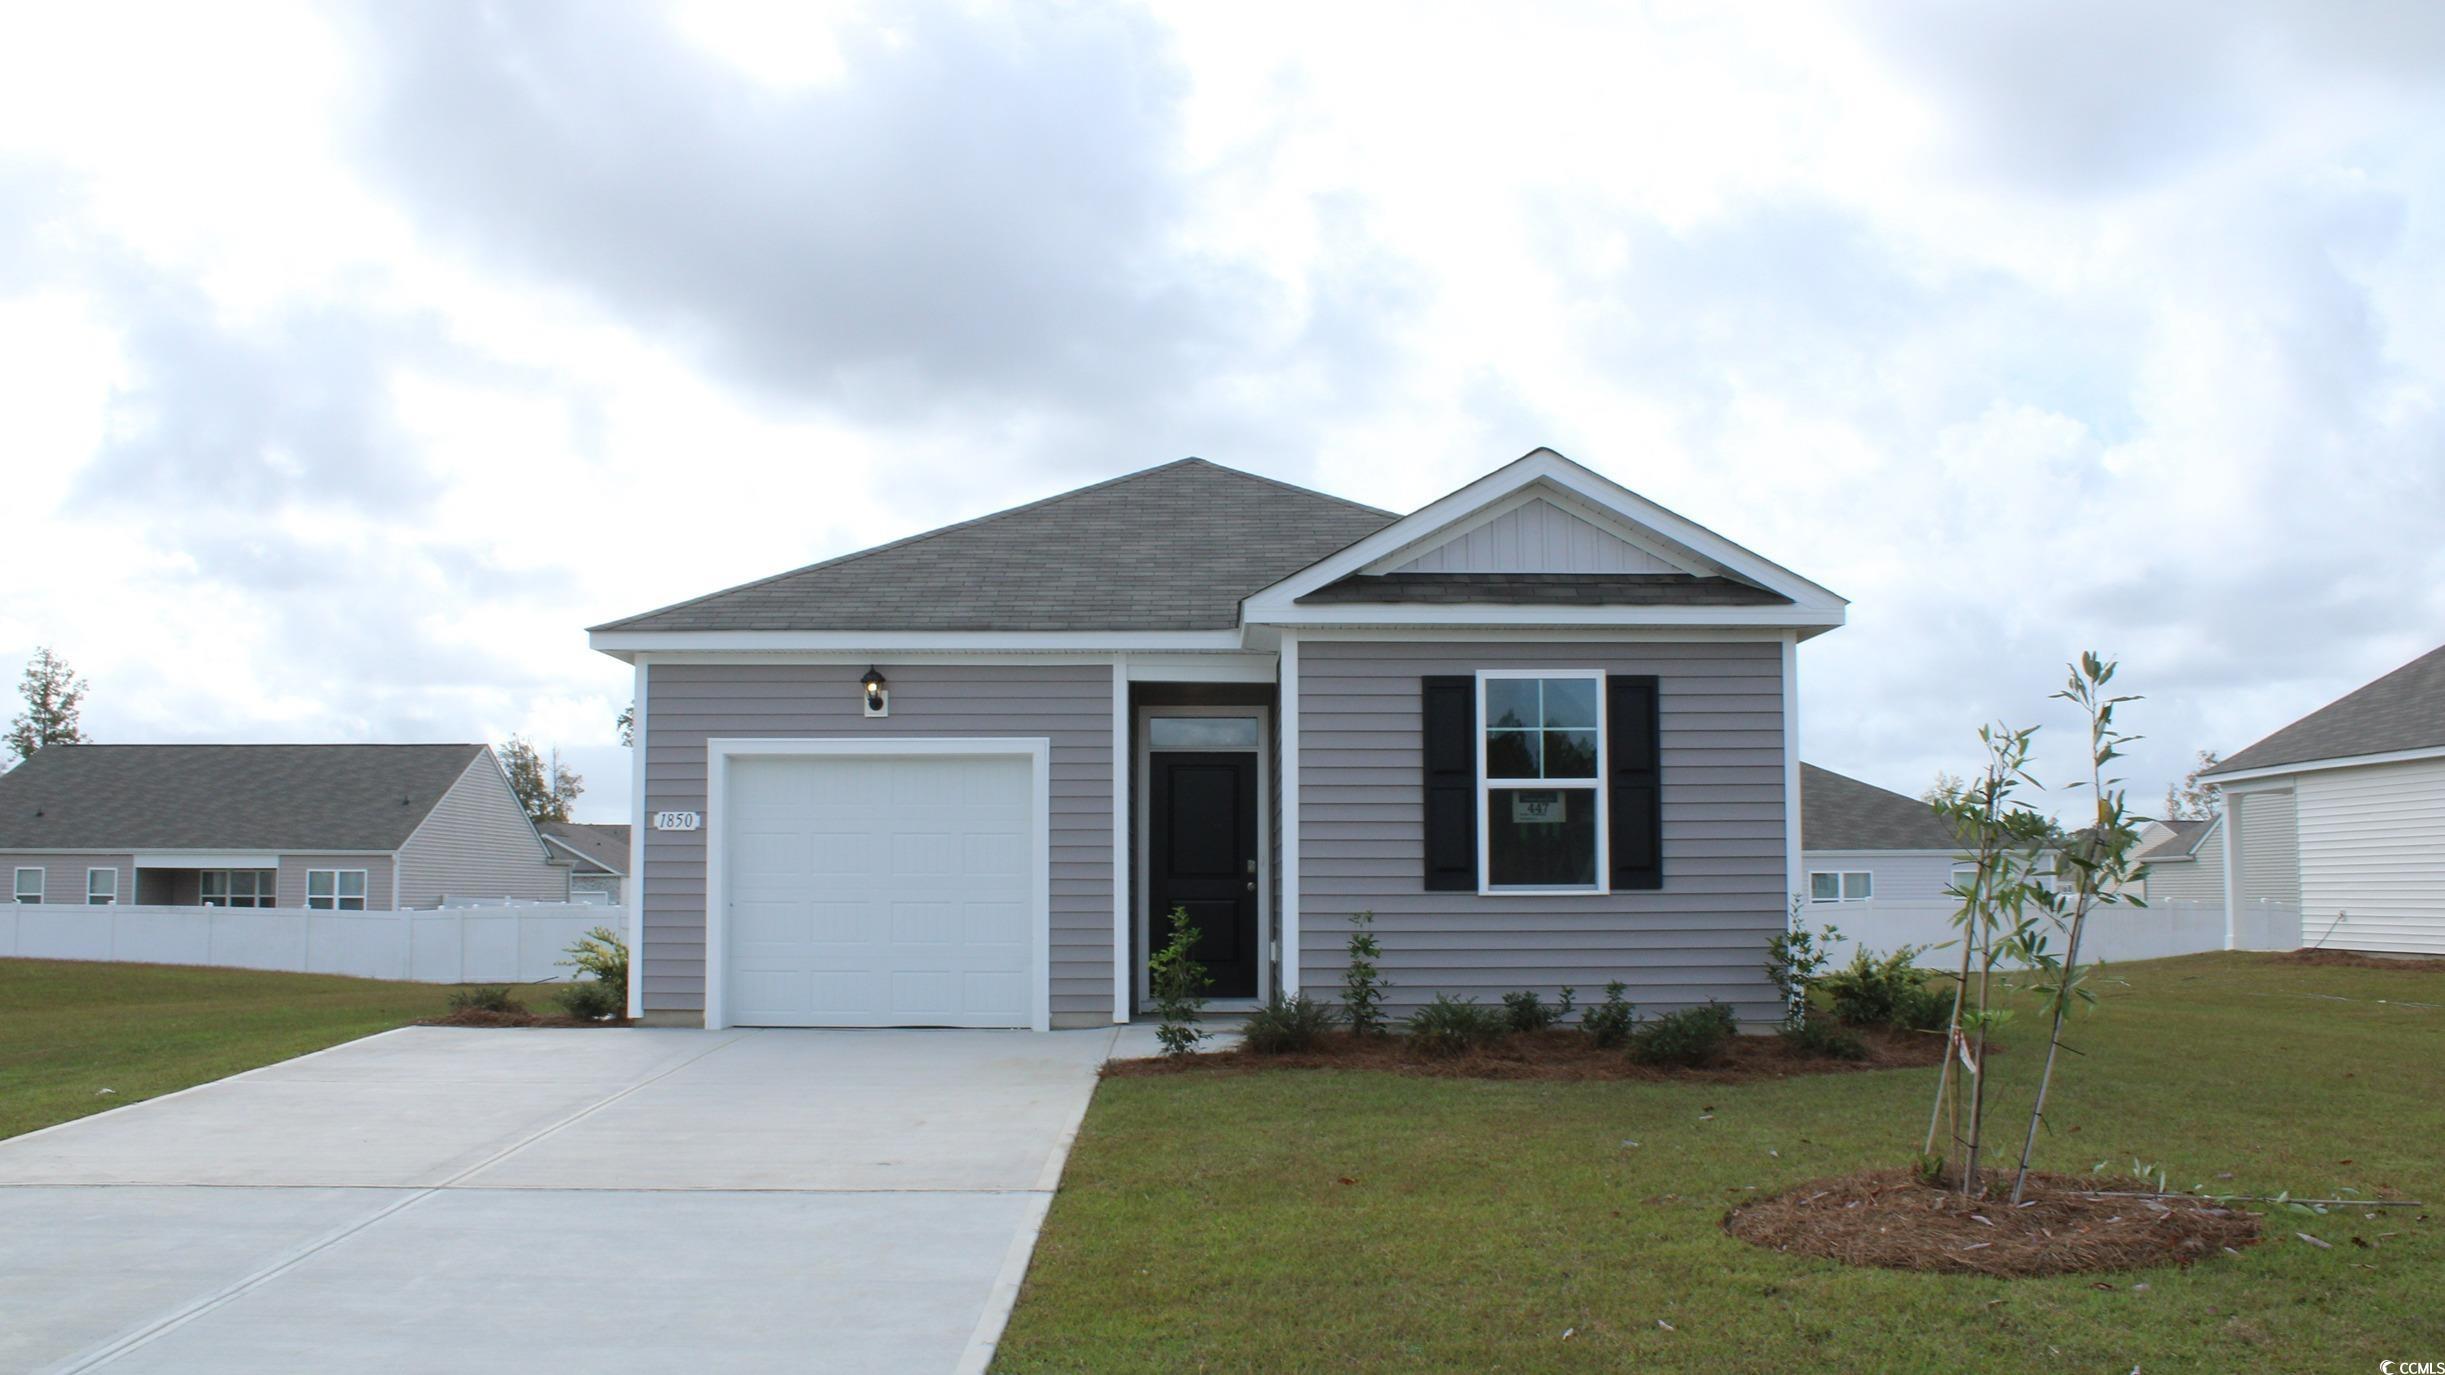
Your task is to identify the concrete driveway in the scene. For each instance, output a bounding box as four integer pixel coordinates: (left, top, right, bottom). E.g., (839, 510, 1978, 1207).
(0, 1023, 1152, 1374)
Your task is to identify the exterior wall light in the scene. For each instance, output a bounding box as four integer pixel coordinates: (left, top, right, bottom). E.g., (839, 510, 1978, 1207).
(861, 667, 889, 717)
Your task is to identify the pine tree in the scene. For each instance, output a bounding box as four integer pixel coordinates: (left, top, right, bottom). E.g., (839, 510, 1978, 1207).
(7, 647, 88, 767)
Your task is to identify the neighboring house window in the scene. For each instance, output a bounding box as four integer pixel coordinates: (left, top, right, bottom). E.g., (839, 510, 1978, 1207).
(1478, 672, 1606, 891)
(12, 867, 41, 904)
(306, 869, 368, 911)
(200, 869, 276, 908)
(1810, 870, 1874, 902)
(86, 868, 116, 905)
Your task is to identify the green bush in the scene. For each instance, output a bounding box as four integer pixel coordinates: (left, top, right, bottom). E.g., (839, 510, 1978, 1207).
(554, 979, 624, 1021)
(1822, 945, 1932, 1029)
(1148, 904, 1211, 1056)
(1892, 977, 1957, 1033)
(1500, 987, 1576, 1034)
(1778, 1010, 1868, 1060)
(1630, 1000, 1738, 1067)
(1342, 910, 1390, 1036)
(448, 985, 524, 1014)
(552, 926, 629, 1021)
(1241, 991, 1338, 1055)
(1578, 980, 1636, 1048)
(1405, 994, 1507, 1057)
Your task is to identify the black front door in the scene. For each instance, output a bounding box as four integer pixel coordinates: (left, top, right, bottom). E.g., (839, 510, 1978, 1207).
(1149, 751, 1260, 999)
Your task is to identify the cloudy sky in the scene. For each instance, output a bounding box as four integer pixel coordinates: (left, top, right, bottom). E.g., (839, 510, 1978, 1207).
(4, 0, 2441, 823)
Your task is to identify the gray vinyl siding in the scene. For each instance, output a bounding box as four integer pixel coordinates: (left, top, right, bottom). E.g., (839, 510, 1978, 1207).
(394, 758, 569, 908)
(640, 661, 1114, 1023)
(2142, 825, 2224, 904)
(2232, 789, 2301, 908)
(3, 853, 134, 906)
(1296, 639, 1788, 1024)
(275, 855, 398, 911)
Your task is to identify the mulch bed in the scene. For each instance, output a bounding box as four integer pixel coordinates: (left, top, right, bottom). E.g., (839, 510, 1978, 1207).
(420, 1008, 630, 1029)
(1103, 1026, 1947, 1083)
(2271, 948, 2445, 973)
(1724, 1167, 2262, 1276)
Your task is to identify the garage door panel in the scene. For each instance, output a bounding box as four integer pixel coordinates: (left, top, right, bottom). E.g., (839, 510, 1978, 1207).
(723, 752, 1039, 1028)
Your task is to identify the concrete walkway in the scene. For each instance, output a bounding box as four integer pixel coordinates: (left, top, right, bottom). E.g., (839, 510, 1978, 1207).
(0, 1023, 1154, 1374)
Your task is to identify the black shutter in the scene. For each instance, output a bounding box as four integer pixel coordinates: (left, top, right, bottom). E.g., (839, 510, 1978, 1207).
(1608, 675, 1663, 890)
(1421, 675, 1477, 891)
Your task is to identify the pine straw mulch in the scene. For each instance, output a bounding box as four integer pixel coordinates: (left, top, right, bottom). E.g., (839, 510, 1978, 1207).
(1103, 1026, 1947, 1083)
(2270, 948, 2445, 973)
(420, 1007, 630, 1029)
(1724, 1167, 2262, 1277)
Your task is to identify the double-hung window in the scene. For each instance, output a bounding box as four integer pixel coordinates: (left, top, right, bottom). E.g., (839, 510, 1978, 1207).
(12, 867, 41, 904)
(1809, 870, 1873, 902)
(200, 869, 276, 908)
(86, 868, 116, 905)
(1478, 672, 1606, 892)
(306, 869, 368, 911)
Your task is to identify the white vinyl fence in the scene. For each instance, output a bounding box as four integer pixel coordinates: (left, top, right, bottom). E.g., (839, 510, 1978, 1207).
(0, 902, 618, 984)
(1816, 898, 2302, 969)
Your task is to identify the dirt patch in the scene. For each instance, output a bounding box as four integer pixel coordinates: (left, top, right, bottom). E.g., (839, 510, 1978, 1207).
(1103, 1026, 1946, 1083)
(2270, 949, 2445, 973)
(420, 1008, 629, 1029)
(1724, 1167, 2262, 1276)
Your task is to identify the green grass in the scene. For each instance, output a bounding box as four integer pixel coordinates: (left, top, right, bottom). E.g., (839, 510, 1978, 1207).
(0, 959, 578, 1139)
(997, 954, 2445, 1373)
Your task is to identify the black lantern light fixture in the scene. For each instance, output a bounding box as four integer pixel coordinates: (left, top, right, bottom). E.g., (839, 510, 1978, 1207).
(860, 667, 889, 717)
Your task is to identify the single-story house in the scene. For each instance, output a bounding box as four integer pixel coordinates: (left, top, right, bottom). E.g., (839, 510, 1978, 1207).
(0, 744, 570, 910)
(539, 821, 630, 906)
(2133, 817, 2223, 904)
(2202, 640, 2445, 954)
(589, 449, 1848, 1029)
(1797, 763, 1960, 909)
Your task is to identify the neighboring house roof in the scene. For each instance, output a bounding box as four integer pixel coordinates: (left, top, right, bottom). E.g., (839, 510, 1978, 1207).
(1296, 572, 1792, 606)
(2134, 817, 2216, 864)
(0, 744, 488, 851)
(2207, 641, 2445, 776)
(1800, 764, 1957, 851)
(538, 821, 630, 875)
(593, 458, 1396, 634)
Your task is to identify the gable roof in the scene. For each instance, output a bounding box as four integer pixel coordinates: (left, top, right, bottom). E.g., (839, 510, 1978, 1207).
(0, 744, 489, 851)
(1298, 572, 1792, 606)
(2134, 817, 2216, 863)
(2207, 641, 2445, 777)
(538, 821, 630, 875)
(593, 458, 1395, 634)
(1800, 763, 1956, 851)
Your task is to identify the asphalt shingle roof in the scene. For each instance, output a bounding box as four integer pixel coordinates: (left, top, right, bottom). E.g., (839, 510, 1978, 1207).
(0, 744, 487, 851)
(2206, 641, 2445, 776)
(539, 821, 630, 875)
(2134, 818, 2213, 863)
(1298, 572, 1789, 606)
(594, 458, 1397, 633)
(1800, 763, 1957, 851)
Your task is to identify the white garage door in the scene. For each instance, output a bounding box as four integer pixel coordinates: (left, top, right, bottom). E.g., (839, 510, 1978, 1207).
(723, 752, 1038, 1028)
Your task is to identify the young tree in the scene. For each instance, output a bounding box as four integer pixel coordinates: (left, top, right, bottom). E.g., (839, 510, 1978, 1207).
(500, 734, 584, 822)
(7, 647, 89, 767)
(1921, 770, 1969, 808)
(2173, 749, 2223, 820)
(616, 702, 635, 748)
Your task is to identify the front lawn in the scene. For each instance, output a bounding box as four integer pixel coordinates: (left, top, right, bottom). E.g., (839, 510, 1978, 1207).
(998, 953, 2445, 1372)
(0, 959, 575, 1139)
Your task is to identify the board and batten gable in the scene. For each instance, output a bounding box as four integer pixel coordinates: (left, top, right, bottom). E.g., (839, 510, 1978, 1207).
(2294, 757, 2445, 955)
(639, 661, 1115, 1023)
(1295, 638, 1789, 1024)
(394, 756, 569, 907)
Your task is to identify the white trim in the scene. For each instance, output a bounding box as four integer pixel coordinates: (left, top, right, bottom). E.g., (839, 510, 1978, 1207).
(1122, 652, 1278, 683)
(131, 851, 282, 871)
(539, 831, 622, 875)
(85, 866, 117, 906)
(626, 659, 649, 1020)
(1247, 602, 1847, 631)
(1279, 633, 1300, 996)
(1782, 634, 1803, 919)
(1807, 870, 1875, 903)
(1133, 704, 1272, 1010)
(304, 867, 370, 911)
(14, 866, 44, 904)
(1360, 485, 1712, 578)
(591, 629, 1240, 660)
(1111, 657, 1130, 1023)
(2203, 744, 2445, 785)
(1474, 669, 1609, 896)
(701, 736, 1053, 1033)
(2220, 791, 2243, 952)
(1241, 448, 1848, 618)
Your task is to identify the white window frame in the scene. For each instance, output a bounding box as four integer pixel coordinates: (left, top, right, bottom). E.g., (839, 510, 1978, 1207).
(1809, 869, 1874, 903)
(1475, 669, 1609, 896)
(306, 868, 369, 912)
(200, 868, 276, 909)
(13, 867, 43, 904)
(86, 867, 116, 905)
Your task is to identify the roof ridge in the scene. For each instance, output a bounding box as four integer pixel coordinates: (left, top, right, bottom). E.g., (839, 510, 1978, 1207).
(1186, 457, 1399, 520)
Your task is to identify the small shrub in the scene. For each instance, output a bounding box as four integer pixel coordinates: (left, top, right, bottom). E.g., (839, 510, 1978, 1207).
(553, 926, 629, 1020)
(1765, 916, 1840, 1032)
(1342, 911, 1390, 1036)
(1148, 904, 1211, 1056)
(1630, 1000, 1738, 1067)
(1578, 980, 1636, 1048)
(554, 979, 623, 1021)
(1406, 994, 1507, 1057)
(449, 985, 524, 1014)
(1778, 1011, 1868, 1061)
(1501, 987, 1576, 1034)
(1891, 977, 1957, 1033)
(1821, 945, 1930, 1029)
(1241, 991, 1337, 1055)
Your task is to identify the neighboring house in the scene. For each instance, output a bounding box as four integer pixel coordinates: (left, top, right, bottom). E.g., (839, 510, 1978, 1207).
(0, 744, 569, 911)
(539, 821, 630, 905)
(1797, 763, 1960, 910)
(2202, 641, 2445, 955)
(2134, 817, 2224, 904)
(589, 448, 1848, 1029)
